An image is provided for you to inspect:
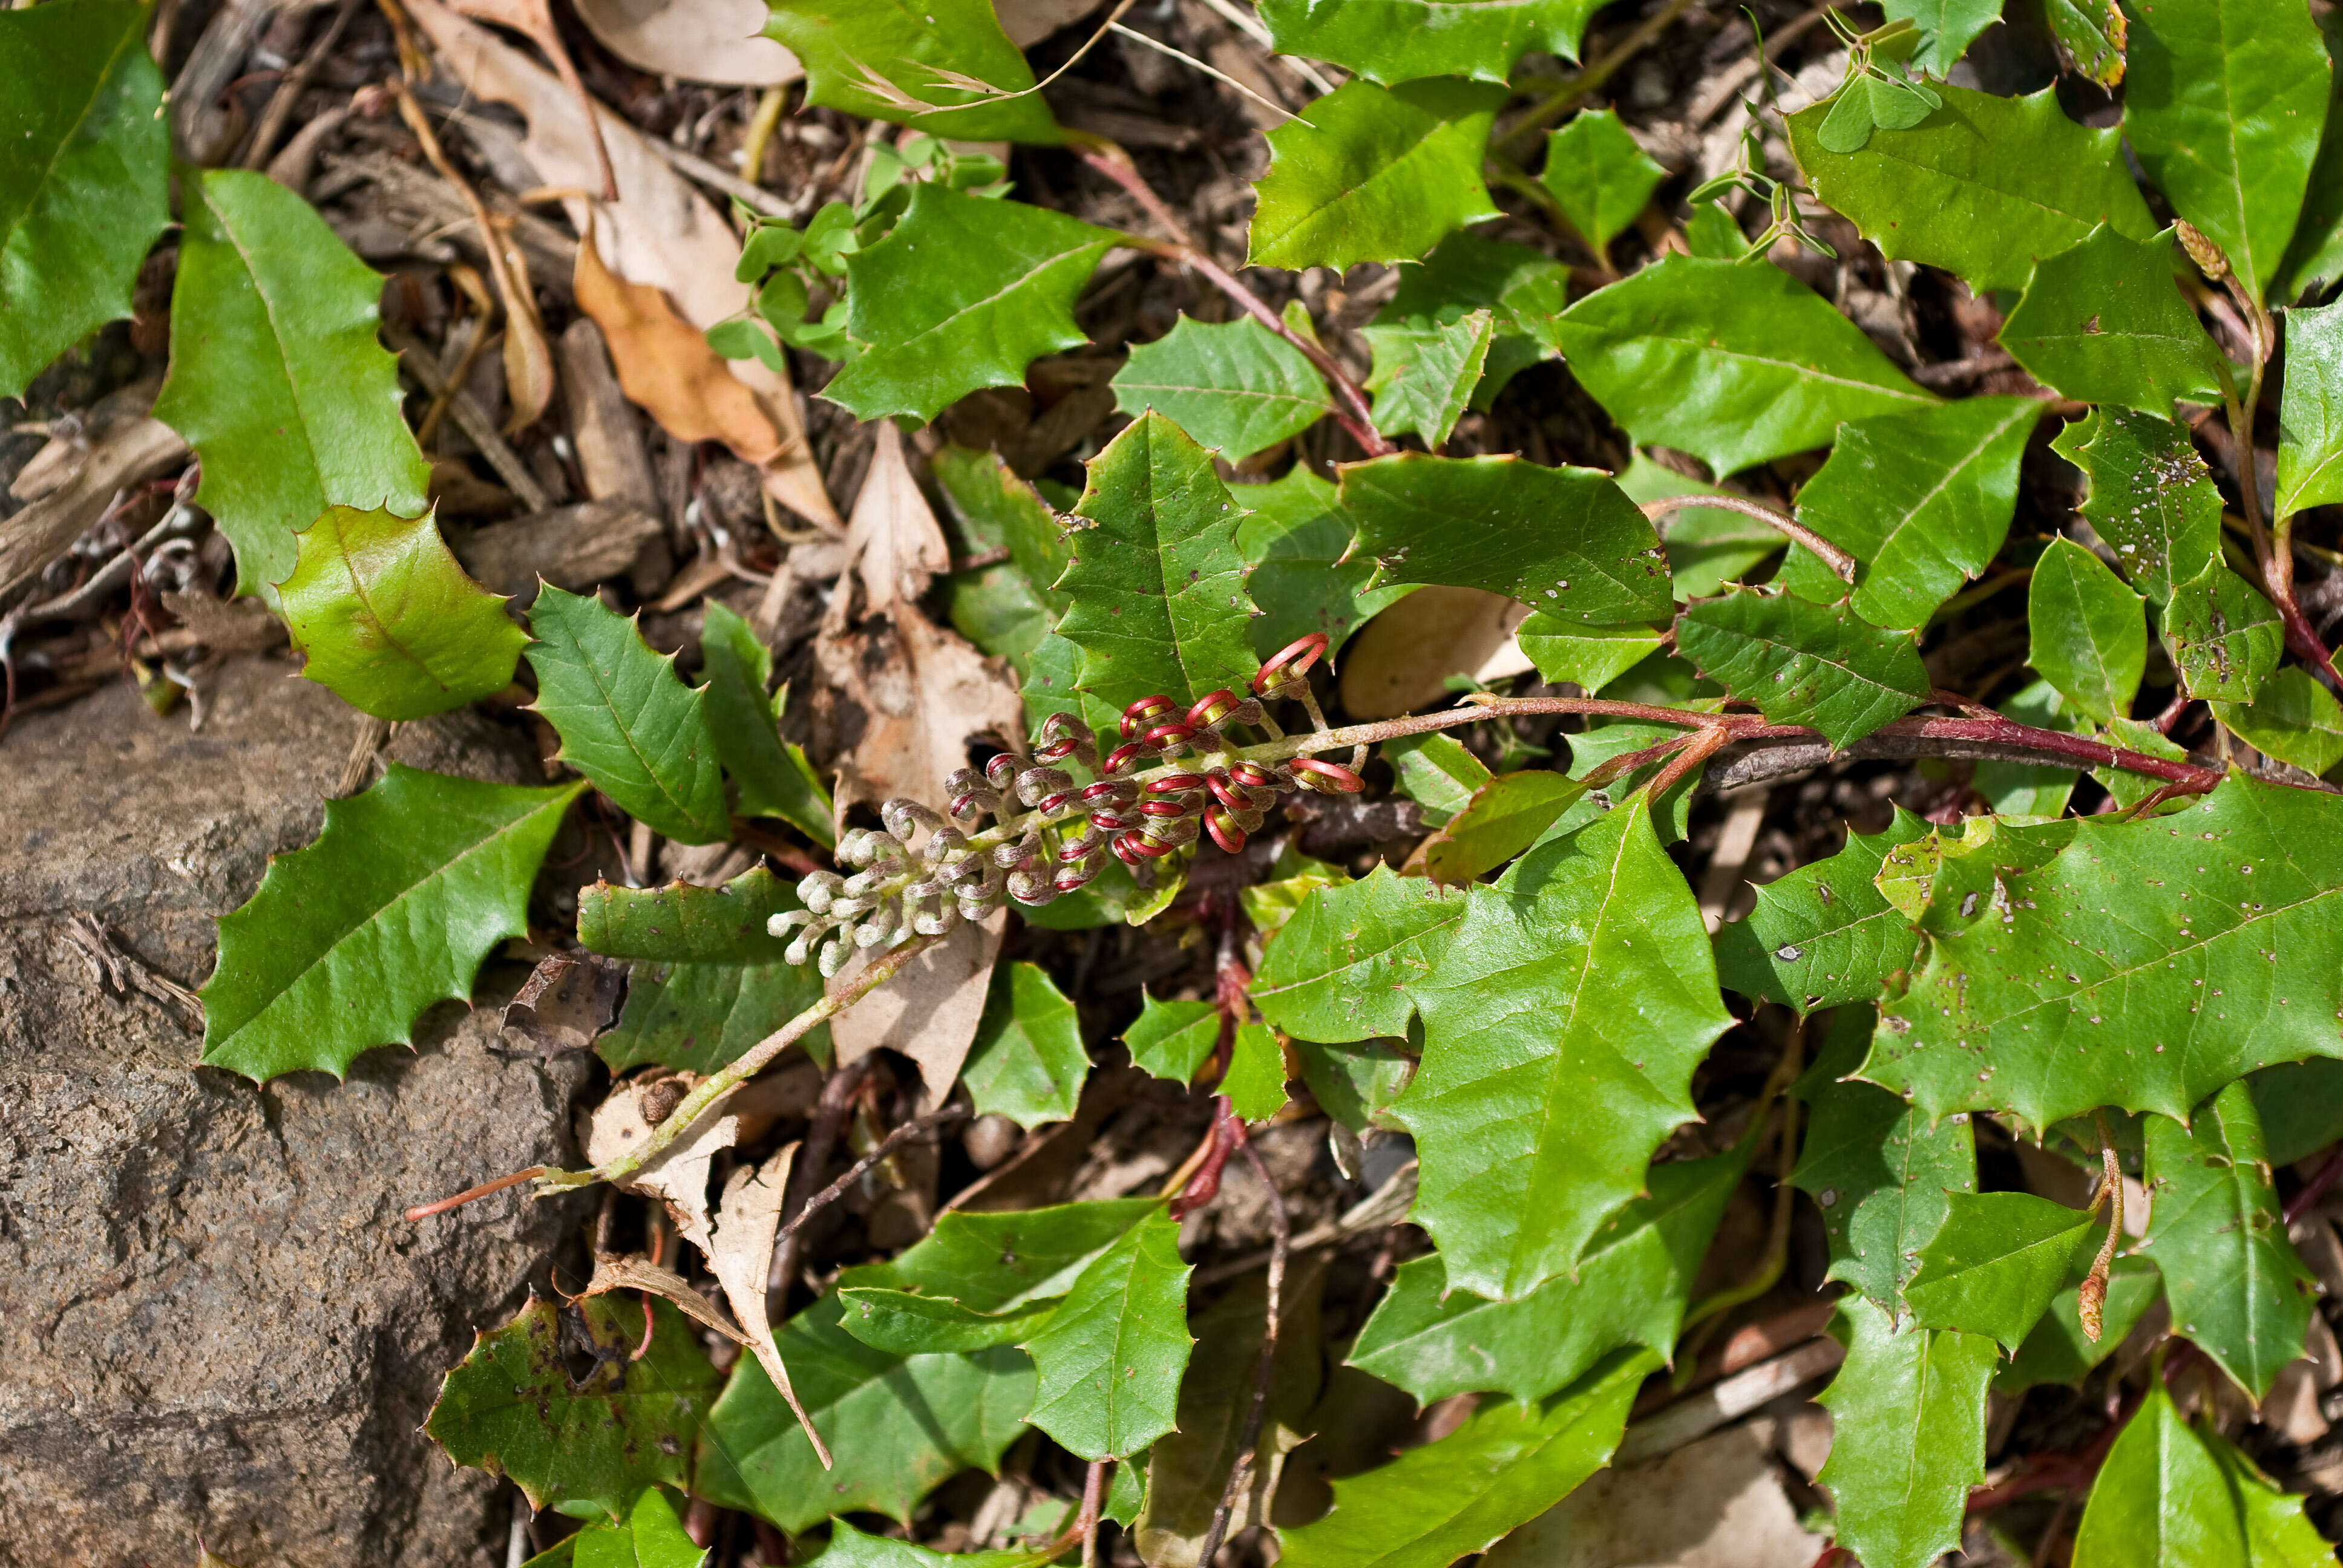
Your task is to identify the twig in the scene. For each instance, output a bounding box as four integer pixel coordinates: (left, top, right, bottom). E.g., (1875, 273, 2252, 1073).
(240, 0, 361, 169)
(404, 1165, 548, 1222)
(1108, 22, 1305, 125)
(767, 1056, 873, 1309)
(773, 1097, 972, 1249)
(2286, 1143, 2343, 1226)
(22, 504, 196, 622)
(382, 326, 552, 510)
(1498, 0, 1706, 155)
(735, 85, 789, 194)
(1185, 0, 1334, 91)
(1195, 1135, 1290, 1568)
(1640, 494, 1858, 583)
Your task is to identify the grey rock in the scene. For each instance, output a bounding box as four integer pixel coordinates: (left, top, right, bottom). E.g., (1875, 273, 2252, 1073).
(0, 660, 591, 1566)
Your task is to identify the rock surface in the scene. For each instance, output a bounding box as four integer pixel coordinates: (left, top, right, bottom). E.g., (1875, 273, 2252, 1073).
(0, 660, 591, 1566)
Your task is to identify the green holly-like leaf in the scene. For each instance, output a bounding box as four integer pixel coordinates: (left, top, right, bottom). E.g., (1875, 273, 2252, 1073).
(2050, 407, 2224, 608)
(814, 1521, 1057, 1568)
(1517, 618, 1665, 691)
(427, 1295, 722, 1521)
(2279, 300, 2343, 518)
(1772, 397, 2038, 631)
(1110, 316, 1331, 462)
(155, 169, 431, 602)
(1222, 1020, 1291, 1121)
(2045, 0, 2125, 88)
(1352, 1139, 1748, 1404)
(1786, 83, 2155, 295)
(200, 765, 582, 1082)
(2255, 1055, 2343, 1165)
(1816, 1296, 1997, 1568)
(526, 584, 728, 844)
(1539, 109, 1666, 253)
(1999, 226, 2230, 415)
(1420, 771, 1587, 887)
(1273, 1348, 1657, 1568)
(2120, 0, 2329, 304)
(1386, 733, 1492, 827)
(701, 1200, 1157, 1529)
(1790, 1008, 1981, 1310)
(1254, 864, 1467, 1044)
(1256, 0, 1599, 85)
(2027, 537, 2147, 725)
(1864, 776, 2343, 1131)
(763, 0, 1059, 143)
(1366, 307, 1493, 448)
(2281, 12, 2343, 302)
(1122, 991, 1222, 1086)
(1614, 452, 1784, 599)
(1676, 589, 1931, 750)
(558, 1488, 709, 1568)
(275, 505, 526, 721)
(699, 601, 833, 846)
(1880, 0, 2004, 74)
(837, 1290, 1063, 1355)
(2218, 665, 2343, 775)
(1023, 1208, 1194, 1461)
(939, 444, 1074, 613)
(1550, 254, 1934, 478)
(0, 0, 168, 400)
(1998, 1258, 2161, 1393)
(2071, 1379, 2333, 1567)
(1338, 453, 1672, 625)
(2165, 557, 2284, 705)
(963, 961, 1089, 1128)
(2142, 1080, 2316, 1399)
(1397, 795, 1731, 1301)
(1055, 412, 1260, 711)
(826, 188, 1113, 422)
(1247, 78, 1506, 271)
(1235, 467, 1412, 664)
(1903, 1191, 2098, 1351)
(579, 867, 828, 1075)
(1363, 234, 1571, 414)
(1715, 810, 1928, 1014)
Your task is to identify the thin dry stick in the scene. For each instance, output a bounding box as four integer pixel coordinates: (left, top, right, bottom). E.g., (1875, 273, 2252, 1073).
(1107, 22, 1309, 125)
(767, 1056, 874, 1310)
(1195, 1135, 1289, 1568)
(773, 1098, 972, 1250)
(1639, 494, 1859, 583)
(240, 0, 361, 169)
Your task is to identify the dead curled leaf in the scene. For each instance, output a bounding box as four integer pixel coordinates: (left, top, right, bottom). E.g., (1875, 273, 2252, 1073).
(576, 1252, 744, 1344)
(709, 1144, 833, 1466)
(828, 912, 1004, 1112)
(583, 1083, 741, 1255)
(574, 211, 784, 466)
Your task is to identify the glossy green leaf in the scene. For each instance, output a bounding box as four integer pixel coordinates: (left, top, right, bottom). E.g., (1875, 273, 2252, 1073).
(1223, 1020, 1290, 1121)
(2279, 299, 2343, 517)
(1786, 83, 2155, 295)
(1339, 453, 1671, 624)
(0, 0, 168, 400)
(2279, 11, 2343, 301)
(156, 169, 431, 601)
(2142, 1081, 2316, 1399)
(1352, 1142, 1748, 1403)
(1904, 1191, 2097, 1351)
(1881, 0, 2003, 74)
(1715, 811, 1928, 1014)
(566, 1488, 708, 1568)
(1123, 991, 1223, 1085)
(1255, 864, 1467, 1044)
(2218, 665, 2343, 774)
(427, 1296, 721, 1521)
(1815, 1296, 1997, 1568)
(838, 1290, 1062, 1355)
(200, 766, 581, 1082)
(1677, 589, 1931, 749)
(2121, 0, 2330, 304)
(1236, 467, 1412, 664)
(1420, 770, 1587, 886)
(764, 0, 1059, 143)
(1366, 307, 1492, 448)
(2046, 0, 2125, 87)
(1385, 734, 1492, 828)
(582, 867, 829, 1076)
(1023, 1208, 1194, 1460)
(275, 505, 525, 721)
(701, 1200, 1156, 1529)
(1615, 453, 1783, 599)
(827, 188, 1113, 422)
(1363, 234, 1571, 412)
(1112, 316, 1331, 461)
(1056, 413, 1259, 711)
(1550, 255, 1933, 477)
(1248, 78, 1505, 271)
(1864, 776, 2343, 1131)
(1398, 796, 1731, 1300)
(526, 585, 728, 843)
(1517, 618, 1665, 692)
(2206, 1429, 2339, 1567)
(2028, 536, 2147, 724)
(2253, 1055, 2343, 1166)
(938, 445, 1074, 610)
(1256, 0, 1599, 85)
(1997, 1258, 2161, 1393)
(1539, 109, 1665, 252)
(1791, 1008, 1980, 1310)
(1773, 397, 2038, 630)
(1274, 1349, 1657, 1568)
(964, 961, 1089, 1128)
(1998, 226, 2229, 414)
(816, 1520, 1057, 1568)
(1295, 1036, 1411, 1132)
(2068, 1379, 2321, 1568)
(2051, 407, 2224, 607)
(699, 601, 833, 845)
(2166, 557, 2284, 705)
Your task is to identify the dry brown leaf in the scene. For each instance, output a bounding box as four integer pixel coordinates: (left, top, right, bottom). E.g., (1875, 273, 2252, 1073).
(571, 0, 798, 84)
(840, 421, 950, 618)
(576, 1252, 746, 1344)
(0, 417, 186, 603)
(828, 912, 1004, 1111)
(500, 950, 624, 1053)
(1337, 585, 1532, 719)
(403, 0, 839, 529)
(574, 211, 784, 466)
(583, 1083, 740, 1255)
(442, 0, 617, 197)
(709, 1144, 834, 1466)
(813, 606, 1026, 815)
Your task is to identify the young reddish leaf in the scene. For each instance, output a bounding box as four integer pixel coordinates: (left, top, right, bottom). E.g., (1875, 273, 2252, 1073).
(275, 505, 527, 721)
(1248, 78, 1506, 271)
(200, 765, 583, 1081)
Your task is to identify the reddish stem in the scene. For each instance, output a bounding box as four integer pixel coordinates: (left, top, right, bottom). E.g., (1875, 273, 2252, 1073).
(2286, 1142, 2343, 1227)
(404, 1165, 546, 1222)
(1170, 1100, 1244, 1219)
